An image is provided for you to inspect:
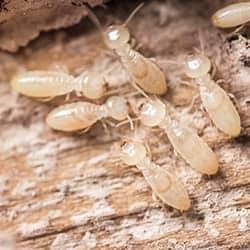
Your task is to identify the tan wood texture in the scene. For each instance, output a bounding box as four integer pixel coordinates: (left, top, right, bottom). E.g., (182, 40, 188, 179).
(0, 1, 249, 249)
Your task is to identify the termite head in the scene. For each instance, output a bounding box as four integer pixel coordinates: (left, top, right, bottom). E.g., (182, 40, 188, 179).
(120, 141, 146, 165)
(76, 72, 106, 100)
(103, 3, 144, 50)
(139, 99, 166, 127)
(105, 96, 128, 121)
(103, 25, 130, 50)
(184, 53, 211, 78)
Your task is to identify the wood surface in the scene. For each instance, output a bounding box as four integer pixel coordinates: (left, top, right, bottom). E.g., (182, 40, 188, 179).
(0, 0, 249, 249)
(0, 0, 105, 52)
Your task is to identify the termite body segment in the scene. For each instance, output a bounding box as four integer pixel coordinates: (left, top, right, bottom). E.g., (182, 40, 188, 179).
(11, 71, 74, 98)
(120, 142, 191, 210)
(184, 54, 241, 137)
(139, 100, 218, 175)
(212, 2, 250, 28)
(11, 70, 106, 100)
(46, 96, 128, 132)
(103, 25, 167, 95)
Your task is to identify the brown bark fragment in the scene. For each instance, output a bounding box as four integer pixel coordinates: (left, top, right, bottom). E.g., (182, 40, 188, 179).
(0, 0, 105, 52)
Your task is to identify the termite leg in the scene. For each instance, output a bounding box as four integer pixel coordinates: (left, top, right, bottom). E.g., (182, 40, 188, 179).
(50, 64, 69, 74)
(127, 115, 134, 130)
(172, 150, 179, 167)
(131, 80, 151, 100)
(149, 57, 157, 63)
(75, 91, 83, 97)
(104, 119, 116, 128)
(144, 142, 152, 160)
(36, 96, 54, 102)
(130, 37, 137, 49)
(179, 79, 197, 88)
(228, 92, 241, 113)
(211, 62, 217, 79)
(215, 78, 224, 84)
(187, 94, 201, 113)
(99, 48, 118, 59)
(100, 120, 112, 136)
(225, 26, 248, 42)
(151, 192, 160, 203)
(198, 29, 206, 54)
(77, 126, 92, 135)
(215, 79, 227, 87)
(130, 37, 143, 51)
(103, 85, 131, 97)
(231, 24, 247, 35)
(115, 116, 139, 130)
(65, 93, 71, 102)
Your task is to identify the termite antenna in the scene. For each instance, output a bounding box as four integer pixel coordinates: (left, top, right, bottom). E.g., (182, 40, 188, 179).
(161, 99, 172, 115)
(131, 80, 151, 100)
(127, 114, 134, 130)
(85, 4, 103, 34)
(115, 117, 139, 130)
(124, 2, 144, 26)
(133, 122, 142, 143)
(197, 29, 206, 55)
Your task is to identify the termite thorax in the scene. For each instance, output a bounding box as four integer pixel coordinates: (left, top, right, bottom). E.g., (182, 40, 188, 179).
(78, 102, 102, 117)
(74, 73, 88, 93)
(158, 115, 172, 130)
(116, 44, 134, 61)
(160, 118, 184, 138)
(196, 73, 212, 86)
(136, 157, 151, 171)
(99, 104, 109, 119)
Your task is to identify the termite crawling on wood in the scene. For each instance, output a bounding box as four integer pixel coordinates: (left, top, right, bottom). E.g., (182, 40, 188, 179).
(46, 96, 129, 132)
(88, 3, 168, 95)
(184, 53, 241, 137)
(11, 70, 107, 100)
(138, 99, 218, 175)
(212, 2, 250, 28)
(119, 140, 191, 211)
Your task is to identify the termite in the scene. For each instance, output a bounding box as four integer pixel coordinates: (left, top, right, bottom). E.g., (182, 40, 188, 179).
(46, 96, 129, 132)
(212, 2, 250, 28)
(138, 99, 218, 175)
(11, 70, 106, 100)
(184, 53, 241, 137)
(89, 3, 168, 95)
(120, 141, 191, 210)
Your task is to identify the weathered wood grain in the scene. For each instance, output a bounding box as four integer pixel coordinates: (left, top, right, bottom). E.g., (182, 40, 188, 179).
(0, 0, 249, 249)
(0, 0, 106, 52)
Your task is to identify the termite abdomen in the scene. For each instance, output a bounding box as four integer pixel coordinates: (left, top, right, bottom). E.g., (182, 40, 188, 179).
(11, 71, 74, 98)
(46, 102, 101, 132)
(212, 2, 250, 28)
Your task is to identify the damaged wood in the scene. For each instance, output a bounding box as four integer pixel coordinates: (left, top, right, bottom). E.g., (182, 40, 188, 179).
(0, 0, 249, 249)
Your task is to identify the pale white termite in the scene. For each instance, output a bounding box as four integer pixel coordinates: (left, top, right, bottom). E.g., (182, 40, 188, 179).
(46, 96, 128, 132)
(212, 2, 250, 28)
(184, 53, 241, 137)
(139, 99, 218, 175)
(101, 4, 168, 95)
(11, 70, 106, 100)
(120, 141, 191, 210)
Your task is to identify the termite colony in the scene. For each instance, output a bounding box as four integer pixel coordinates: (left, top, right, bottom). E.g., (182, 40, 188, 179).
(11, 2, 248, 211)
